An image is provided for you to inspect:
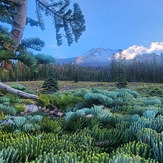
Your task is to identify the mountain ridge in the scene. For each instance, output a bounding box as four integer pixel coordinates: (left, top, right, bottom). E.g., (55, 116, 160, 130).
(56, 47, 161, 66)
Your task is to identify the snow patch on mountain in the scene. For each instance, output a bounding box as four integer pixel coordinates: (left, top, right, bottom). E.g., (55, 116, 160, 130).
(75, 47, 120, 65)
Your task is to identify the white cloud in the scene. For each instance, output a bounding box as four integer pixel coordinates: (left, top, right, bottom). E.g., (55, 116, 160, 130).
(115, 42, 163, 60)
(147, 42, 163, 53)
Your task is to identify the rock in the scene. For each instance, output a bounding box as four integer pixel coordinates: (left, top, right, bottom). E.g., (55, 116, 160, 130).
(0, 120, 6, 125)
(54, 108, 59, 111)
(0, 119, 14, 125)
(49, 111, 55, 115)
(38, 106, 42, 110)
(44, 109, 49, 113)
(20, 112, 26, 115)
(25, 104, 38, 113)
(41, 107, 46, 111)
(85, 114, 94, 118)
(8, 119, 14, 124)
(54, 111, 64, 117)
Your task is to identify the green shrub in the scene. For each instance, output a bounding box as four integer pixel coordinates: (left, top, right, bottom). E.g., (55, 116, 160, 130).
(110, 154, 157, 163)
(39, 94, 83, 111)
(73, 88, 90, 97)
(40, 117, 62, 133)
(142, 97, 162, 107)
(112, 141, 153, 159)
(5, 94, 20, 104)
(15, 104, 25, 114)
(0, 148, 19, 163)
(92, 128, 122, 150)
(137, 128, 163, 162)
(92, 89, 118, 99)
(9, 83, 27, 91)
(0, 96, 10, 105)
(65, 105, 112, 124)
(5, 115, 43, 132)
(20, 99, 35, 105)
(84, 93, 113, 106)
(0, 104, 16, 115)
(131, 116, 163, 134)
(143, 109, 158, 119)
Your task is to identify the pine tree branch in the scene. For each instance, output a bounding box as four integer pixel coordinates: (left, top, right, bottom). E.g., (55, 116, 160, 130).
(36, 0, 69, 20)
(7, 0, 20, 5)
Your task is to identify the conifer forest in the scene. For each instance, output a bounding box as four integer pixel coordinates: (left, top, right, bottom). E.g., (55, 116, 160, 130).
(0, 1, 163, 163)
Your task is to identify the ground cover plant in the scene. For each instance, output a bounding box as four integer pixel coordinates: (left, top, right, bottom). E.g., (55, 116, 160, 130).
(0, 82, 163, 162)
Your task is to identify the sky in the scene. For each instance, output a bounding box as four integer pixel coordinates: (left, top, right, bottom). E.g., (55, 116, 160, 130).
(23, 0, 163, 58)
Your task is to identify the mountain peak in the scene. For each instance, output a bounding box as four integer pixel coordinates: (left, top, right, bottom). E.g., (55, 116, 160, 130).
(76, 48, 119, 66)
(56, 47, 119, 66)
(56, 47, 161, 66)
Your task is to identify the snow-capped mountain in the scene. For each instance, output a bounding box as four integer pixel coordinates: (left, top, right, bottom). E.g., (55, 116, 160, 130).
(56, 47, 162, 66)
(56, 48, 121, 66)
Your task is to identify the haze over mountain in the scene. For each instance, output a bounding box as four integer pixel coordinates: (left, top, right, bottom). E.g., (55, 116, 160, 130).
(56, 42, 163, 66)
(56, 48, 121, 66)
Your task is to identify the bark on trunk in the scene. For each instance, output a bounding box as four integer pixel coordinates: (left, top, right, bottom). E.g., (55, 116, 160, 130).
(0, 82, 38, 99)
(9, 0, 28, 51)
(0, 1, 38, 99)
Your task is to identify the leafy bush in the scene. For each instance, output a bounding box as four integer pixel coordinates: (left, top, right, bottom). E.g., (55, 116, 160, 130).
(143, 109, 158, 119)
(0, 104, 16, 115)
(112, 141, 153, 159)
(73, 88, 90, 97)
(65, 105, 112, 123)
(5, 94, 20, 104)
(20, 99, 35, 105)
(137, 128, 163, 162)
(0, 86, 162, 162)
(5, 115, 43, 132)
(131, 117, 163, 134)
(84, 93, 113, 106)
(0, 96, 10, 105)
(0, 148, 19, 163)
(39, 94, 83, 111)
(92, 89, 118, 99)
(40, 117, 62, 133)
(15, 104, 25, 114)
(9, 83, 34, 94)
(9, 83, 27, 91)
(142, 97, 162, 107)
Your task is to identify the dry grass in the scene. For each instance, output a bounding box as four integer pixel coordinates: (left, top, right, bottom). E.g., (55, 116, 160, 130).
(5, 81, 111, 93)
(5, 81, 163, 94)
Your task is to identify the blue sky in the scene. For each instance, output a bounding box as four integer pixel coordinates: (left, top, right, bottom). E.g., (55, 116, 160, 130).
(24, 0, 163, 58)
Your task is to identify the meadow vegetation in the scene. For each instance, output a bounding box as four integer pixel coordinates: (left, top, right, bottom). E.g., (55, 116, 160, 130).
(0, 82, 162, 162)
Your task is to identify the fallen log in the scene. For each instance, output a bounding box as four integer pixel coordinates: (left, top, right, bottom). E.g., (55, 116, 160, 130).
(0, 82, 38, 99)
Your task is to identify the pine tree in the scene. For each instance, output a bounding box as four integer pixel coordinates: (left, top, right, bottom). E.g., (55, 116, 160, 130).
(41, 71, 59, 94)
(41, 77, 59, 94)
(116, 54, 128, 88)
(0, 0, 85, 99)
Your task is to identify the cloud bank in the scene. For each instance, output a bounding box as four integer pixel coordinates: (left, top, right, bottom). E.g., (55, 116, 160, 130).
(115, 42, 163, 60)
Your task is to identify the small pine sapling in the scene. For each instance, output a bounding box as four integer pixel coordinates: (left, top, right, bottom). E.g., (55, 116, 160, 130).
(41, 77, 59, 94)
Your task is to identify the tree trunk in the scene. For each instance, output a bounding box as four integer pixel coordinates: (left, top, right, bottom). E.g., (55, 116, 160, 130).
(0, 0, 38, 99)
(9, 0, 28, 51)
(0, 82, 38, 99)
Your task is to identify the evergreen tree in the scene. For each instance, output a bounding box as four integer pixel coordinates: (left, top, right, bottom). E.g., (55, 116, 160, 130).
(74, 71, 79, 83)
(116, 54, 128, 88)
(41, 77, 59, 94)
(110, 56, 117, 82)
(0, 0, 85, 98)
(0, 0, 86, 50)
(41, 70, 59, 94)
